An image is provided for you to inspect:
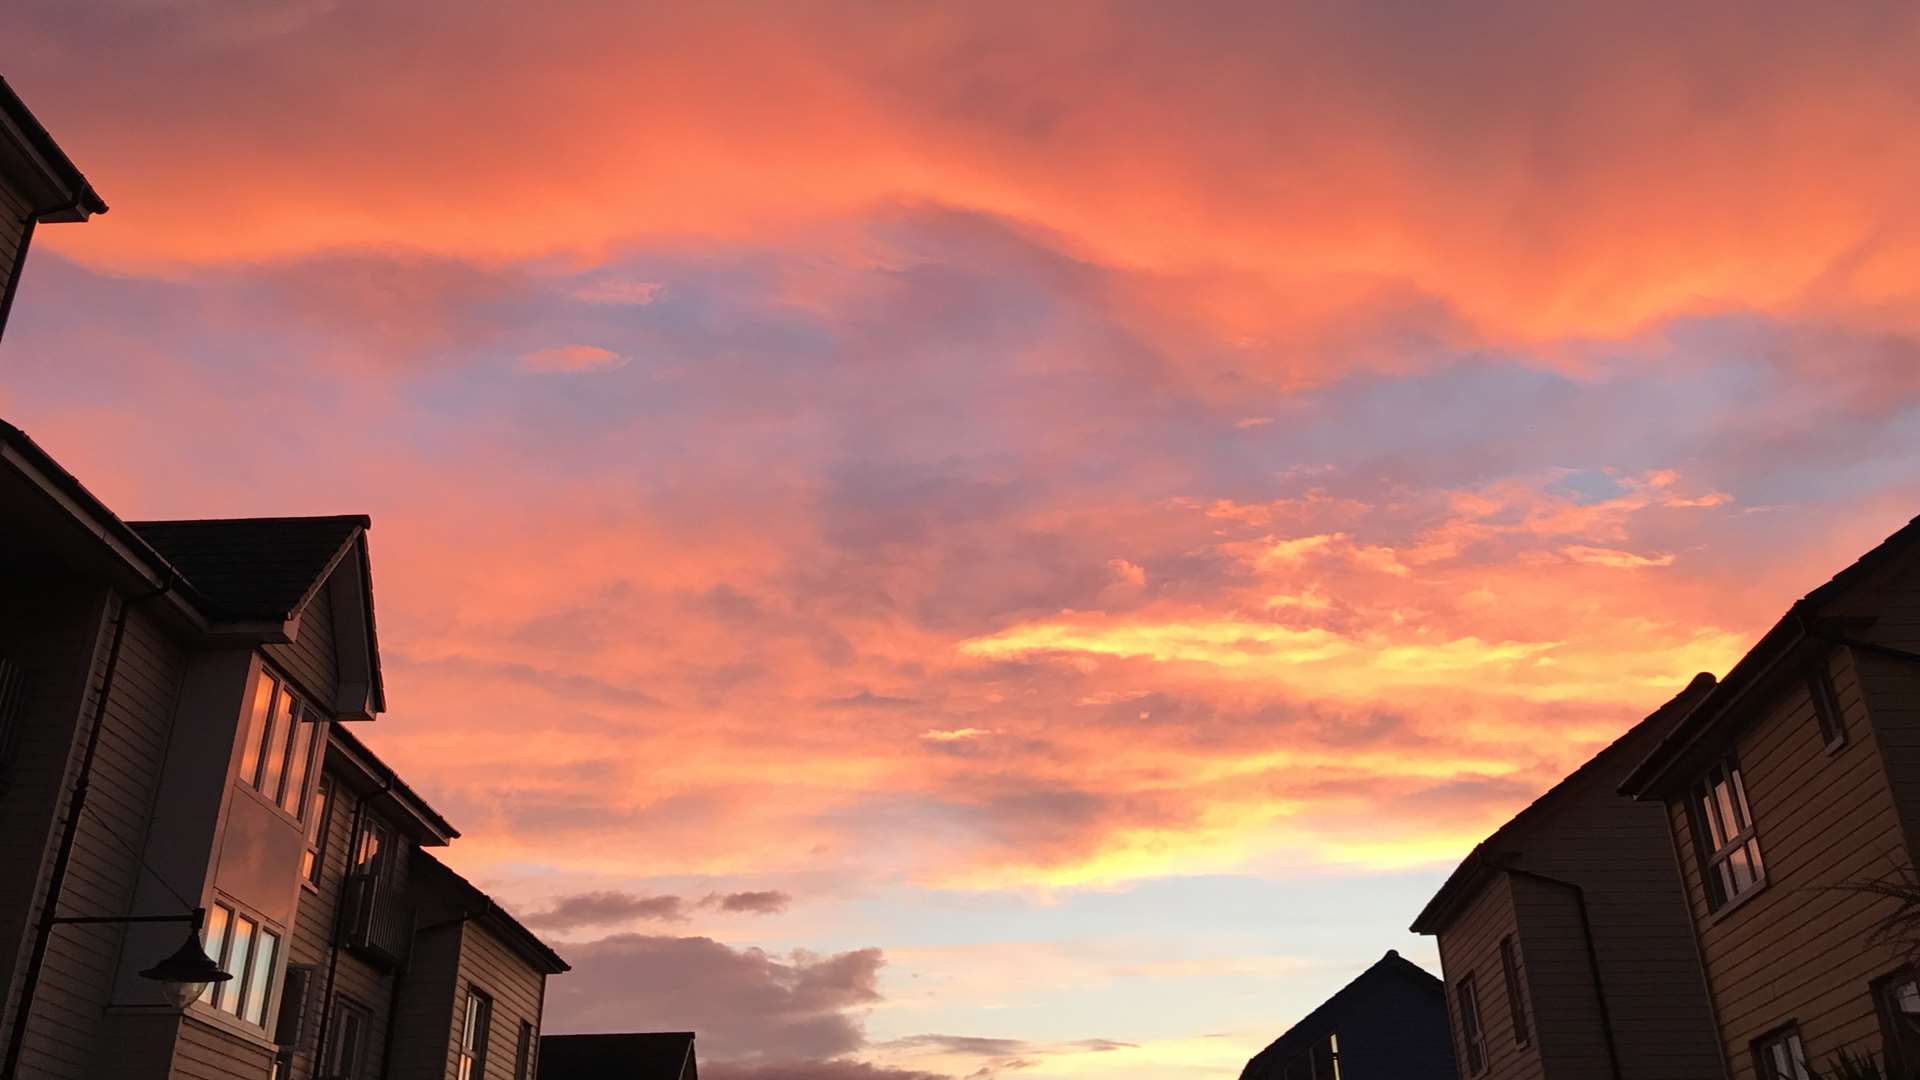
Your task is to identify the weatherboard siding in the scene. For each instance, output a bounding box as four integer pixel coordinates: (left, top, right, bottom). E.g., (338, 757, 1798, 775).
(286, 777, 403, 1080)
(0, 177, 29, 314)
(264, 587, 337, 720)
(1437, 873, 1542, 1080)
(446, 922, 546, 1080)
(1428, 694, 1724, 1080)
(12, 599, 191, 1078)
(1670, 645, 1909, 1079)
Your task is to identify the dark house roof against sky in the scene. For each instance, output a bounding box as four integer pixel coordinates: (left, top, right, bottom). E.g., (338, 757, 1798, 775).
(128, 516, 368, 622)
(0, 75, 107, 218)
(1409, 671, 1718, 934)
(1619, 512, 1920, 797)
(327, 722, 459, 843)
(416, 849, 570, 975)
(539, 1032, 697, 1080)
(1240, 950, 1440, 1079)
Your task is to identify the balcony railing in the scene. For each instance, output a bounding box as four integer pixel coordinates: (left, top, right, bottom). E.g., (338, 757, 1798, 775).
(341, 870, 413, 971)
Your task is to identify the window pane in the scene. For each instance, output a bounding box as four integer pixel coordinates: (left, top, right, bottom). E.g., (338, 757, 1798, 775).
(1728, 845, 1755, 891)
(303, 779, 332, 883)
(356, 822, 385, 874)
(226, 915, 257, 1017)
(200, 905, 231, 1006)
(280, 707, 315, 814)
(244, 929, 279, 1025)
(238, 673, 278, 789)
(1699, 790, 1727, 849)
(1714, 778, 1741, 836)
(1746, 837, 1766, 880)
(1731, 768, 1755, 827)
(260, 689, 296, 804)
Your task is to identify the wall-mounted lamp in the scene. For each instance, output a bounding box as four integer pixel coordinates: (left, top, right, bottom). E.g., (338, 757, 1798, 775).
(57, 907, 233, 1009)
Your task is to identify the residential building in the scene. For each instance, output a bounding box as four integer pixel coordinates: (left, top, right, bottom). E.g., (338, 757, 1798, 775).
(1239, 949, 1456, 1080)
(538, 1033, 699, 1080)
(1620, 516, 1920, 1079)
(0, 76, 106, 343)
(1410, 674, 1727, 1080)
(0, 417, 567, 1078)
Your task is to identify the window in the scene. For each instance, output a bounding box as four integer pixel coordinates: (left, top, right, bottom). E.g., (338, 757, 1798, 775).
(238, 671, 278, 787)
(514, 1020, 535, 1080)
(1500, 936, 1531, 1047)
(1809, 658, 1847, 750)
(1752, 1026, 1811, 1080)
(279, 701, 317, 813)
(458, 986, 493, 1080)
(1875, 968, 1920, 1075)
(355, 818, 390, 878)
(1457, 975, 1487, 1074)
(1319, 1032, 1340, 1080)
(1688, 758, 1765, 910)
(303, 777, 333, 885)
(327, 997, 373, 1080)
(199, 900, 281, 1027)
(237, 667, 323, 819)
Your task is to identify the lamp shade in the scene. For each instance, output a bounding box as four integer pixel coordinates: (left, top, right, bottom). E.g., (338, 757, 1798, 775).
(139, 927, 232, 1008)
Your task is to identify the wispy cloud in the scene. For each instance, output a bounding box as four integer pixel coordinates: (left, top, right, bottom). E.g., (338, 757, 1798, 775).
(520, 344, 628, 373)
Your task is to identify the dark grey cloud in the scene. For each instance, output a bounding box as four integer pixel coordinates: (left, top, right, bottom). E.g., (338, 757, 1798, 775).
(705, 890, 793, 915)
(527, 889, 794, 929)
(545, 935, 883, 1062)
(525, 890, 688, 929)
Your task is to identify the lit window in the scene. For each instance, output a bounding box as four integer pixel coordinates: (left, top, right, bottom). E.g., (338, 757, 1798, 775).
(1752, 1026, 1811, 1080)
(302, 777, 333, 885)
(199, 904, 231, 1007)
(1457, 975, 1487, 1074)
(278, 701, 317, 813)
(1688, 758, 1765, 910)
(237, 667, 324, 820)
(238, 672, 278, 788)
(199, 899, 282, 1028)
(458, 987, 493, 1080)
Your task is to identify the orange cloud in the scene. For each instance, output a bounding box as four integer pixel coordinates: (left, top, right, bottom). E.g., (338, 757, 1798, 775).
(23, 3, 1920, 386)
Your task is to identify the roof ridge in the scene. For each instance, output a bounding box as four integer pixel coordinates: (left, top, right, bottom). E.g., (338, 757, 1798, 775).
(128, 514, 371, 527)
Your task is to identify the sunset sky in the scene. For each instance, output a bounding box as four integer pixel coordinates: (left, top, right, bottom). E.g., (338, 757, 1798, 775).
(9, 3, 1920, 1077)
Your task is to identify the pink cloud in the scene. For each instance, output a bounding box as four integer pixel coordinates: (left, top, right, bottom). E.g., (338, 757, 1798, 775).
(520, 344, 627, 373)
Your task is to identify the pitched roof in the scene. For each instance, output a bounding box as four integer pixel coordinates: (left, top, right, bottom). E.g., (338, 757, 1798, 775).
(326, 722, 459, 844)
(1239, 950, 1441, 1080)
(1409, 671, 1718, 934)
(0, 76, 107, 219)
(1620, 512, 1920, 796)
(416, 850, 570, 975)
(538, 1033, 697, 1080)
(127, 516, 367, 622)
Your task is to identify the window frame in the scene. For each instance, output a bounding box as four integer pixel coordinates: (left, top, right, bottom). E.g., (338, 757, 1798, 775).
(458, 985, 493, 1080)
(1687, 757, 1766, 912)
(514, 1019, 536, 1080)
(326, 995, 374, 1080)
(1875, 967, 1920, 1076)
(1750, 1024, 1812, 1080)
(1808, 656, 1847, 751)
(1457, 974, 1487, 1075)
(197, 895, 284, 1029)
(303, 775, 334, 888)
(237, 662, 326, 823)
(1499, 935, 1531, 1047)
